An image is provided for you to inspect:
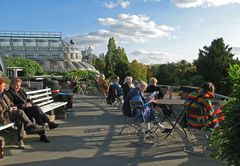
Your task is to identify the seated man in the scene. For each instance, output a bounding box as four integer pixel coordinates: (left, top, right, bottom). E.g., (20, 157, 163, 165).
(122, 81, 170, 133)
(107, 76, 122, 105)
(0, 78, 44, 149)
(184, 82, 224, 130)
(6, 77, 59, 143)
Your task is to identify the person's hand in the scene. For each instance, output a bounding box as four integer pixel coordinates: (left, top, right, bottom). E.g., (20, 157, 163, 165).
(148, 97, 155, 103)
(12, 106, 17, 111)
(26, 102, 32, 108)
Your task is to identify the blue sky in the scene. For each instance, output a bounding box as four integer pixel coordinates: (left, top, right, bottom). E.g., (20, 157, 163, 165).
(1, 0, 240, 64)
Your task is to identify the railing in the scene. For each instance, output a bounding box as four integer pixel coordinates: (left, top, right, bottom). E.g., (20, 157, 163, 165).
(158, 84, 229, 100)
(0, 30, 62, 38)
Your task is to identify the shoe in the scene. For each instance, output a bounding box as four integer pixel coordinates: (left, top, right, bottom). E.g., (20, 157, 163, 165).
(26, 125, 44, 134)
(48, 122, 59, 130)
(161, 128, 173, 133)
(40, 135, 50, 143)
(16, 140, 26, 149)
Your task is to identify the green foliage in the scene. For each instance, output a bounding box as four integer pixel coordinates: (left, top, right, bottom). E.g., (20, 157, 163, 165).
(194, 38, 235, 95)
(104, 37, 116, 77)
(4, 57, 43, 76)
(92, 58, 105, 73)
(149, 60, 201, 86)
(46, 70, 98, 80)
(129, 60, 148, 81)
(210, 64, 240, 166)
(102, 37, 130, 80)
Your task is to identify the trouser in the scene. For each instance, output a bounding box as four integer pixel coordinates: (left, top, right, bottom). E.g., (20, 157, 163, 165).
(23, 105, 49, 126)
(9, 109, 33, 141)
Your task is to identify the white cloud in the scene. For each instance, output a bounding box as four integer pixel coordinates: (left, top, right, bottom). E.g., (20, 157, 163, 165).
(171, 0, 240, 8)
(104, 0, 130, 9)
(232, 46, 240, 56)
(65, 13, 175, 48)
(131, 50, 179, 64)
(144, 0, 161, 2)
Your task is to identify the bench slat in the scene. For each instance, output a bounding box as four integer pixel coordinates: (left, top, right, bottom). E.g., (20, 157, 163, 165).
(0, 123, 15, 130)
(26, 88, 51, 95)
(41, 102, 67, 113)
(29, 92, 52, 99)
(37, 100, 54, 107)
(32, 96, 52, 104)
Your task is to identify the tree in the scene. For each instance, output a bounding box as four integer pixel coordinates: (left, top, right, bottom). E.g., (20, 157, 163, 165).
(103, 37, 130, 81)
(129, 60, 148, 81)
(194, 38, 235, 94)
(4, 57, 43, 77)
(210, 64, 240, 166)
(92, 57, 105, 73)
(113, 47, 130, 81)
(104, 37, 116, 77)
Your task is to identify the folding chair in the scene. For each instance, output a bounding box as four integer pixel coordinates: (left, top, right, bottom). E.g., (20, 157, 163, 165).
(184, 106, 209, 156)
(118, 100, 158, 144)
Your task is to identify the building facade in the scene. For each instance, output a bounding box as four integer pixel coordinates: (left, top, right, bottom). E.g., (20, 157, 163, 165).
(0, 31, 97, 72)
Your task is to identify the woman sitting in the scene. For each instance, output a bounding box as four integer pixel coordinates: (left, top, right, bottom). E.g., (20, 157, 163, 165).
(146, 77, 165, 99)
(122, 81, 170, 132)
(184, 82, 224, 130)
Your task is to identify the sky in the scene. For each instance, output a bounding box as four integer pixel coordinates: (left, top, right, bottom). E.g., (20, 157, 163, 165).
(1, 0, 240, 64)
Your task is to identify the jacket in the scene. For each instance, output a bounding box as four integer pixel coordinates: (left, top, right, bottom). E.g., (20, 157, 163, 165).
(0, 93, 14, 125)
(184, 88, 223, 129)
(146, 85, 164, 99)
(5, 88, 27, 109)
(122, 87, 145, 117)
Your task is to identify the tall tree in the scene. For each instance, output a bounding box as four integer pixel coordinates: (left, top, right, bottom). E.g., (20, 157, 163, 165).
(113, 47, 130, 80)
(194, 38, 235, 94)
(104, 37, 116, 77)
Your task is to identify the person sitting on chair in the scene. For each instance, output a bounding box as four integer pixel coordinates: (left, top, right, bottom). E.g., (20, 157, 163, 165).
(107, 76, 122, 105)
(122, 76, 135, 100)
(0, 78, 44, 149)
(122, 81, 170, 133)
(184, 82, 224, 130)
(6, 77, 59, 143)
(146, 77, 164, 99)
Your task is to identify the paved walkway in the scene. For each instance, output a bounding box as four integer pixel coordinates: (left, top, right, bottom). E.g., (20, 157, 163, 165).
(1, 95, 221, 166)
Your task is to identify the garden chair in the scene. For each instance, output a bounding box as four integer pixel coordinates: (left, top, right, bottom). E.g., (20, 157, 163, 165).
(118, 100, 158, 144)
(184, 106, 209, 156)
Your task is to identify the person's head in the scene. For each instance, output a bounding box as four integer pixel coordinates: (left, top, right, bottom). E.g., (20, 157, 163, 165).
(137, 81, 148, 92)
(0, 78, 7, 93)
(149, 77, 158, 86)
(10, 77, 22, 92)
(113, 76, 119, 83)
(200, 82, 215, 93)
(100, 74, 105, 80)
(124, 76, 133, 85)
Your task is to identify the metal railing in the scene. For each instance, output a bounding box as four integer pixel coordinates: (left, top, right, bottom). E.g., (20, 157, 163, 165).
(0, 30, 62, 38)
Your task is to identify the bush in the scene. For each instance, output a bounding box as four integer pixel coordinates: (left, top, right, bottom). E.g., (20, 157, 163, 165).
(210, 64, 240, 166)
(4, 57, 43, 77)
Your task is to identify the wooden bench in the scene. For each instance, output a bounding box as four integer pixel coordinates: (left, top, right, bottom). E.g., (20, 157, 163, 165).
(0, 88, 67, 131)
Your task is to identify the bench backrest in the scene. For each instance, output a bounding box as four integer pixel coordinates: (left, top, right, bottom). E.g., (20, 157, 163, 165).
(26, 88, 54, 107)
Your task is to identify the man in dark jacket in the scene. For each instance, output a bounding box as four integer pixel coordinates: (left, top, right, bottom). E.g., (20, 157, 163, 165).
(6, 78, 58, 143)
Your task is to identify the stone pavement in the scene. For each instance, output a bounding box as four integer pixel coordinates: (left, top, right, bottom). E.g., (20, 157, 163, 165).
(0, 95, 222, 166)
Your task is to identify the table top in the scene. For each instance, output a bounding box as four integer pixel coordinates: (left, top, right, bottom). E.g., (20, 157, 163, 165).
(153, 99, 185, 105)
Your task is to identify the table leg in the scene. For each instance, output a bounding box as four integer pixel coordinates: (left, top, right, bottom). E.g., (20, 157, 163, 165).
(165, 108, 188, 138)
